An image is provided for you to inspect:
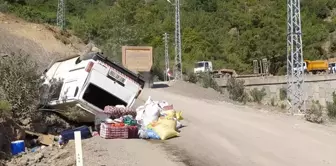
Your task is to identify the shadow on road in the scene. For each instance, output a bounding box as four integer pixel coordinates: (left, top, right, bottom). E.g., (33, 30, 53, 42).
(151, 83, 169, 89)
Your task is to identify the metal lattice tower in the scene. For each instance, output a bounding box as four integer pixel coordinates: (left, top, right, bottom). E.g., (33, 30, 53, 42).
(57, 0, 65, 30)
(174, 0, 182, 80)
(163, 33, 170, 81)
(287, 0, 305, 114)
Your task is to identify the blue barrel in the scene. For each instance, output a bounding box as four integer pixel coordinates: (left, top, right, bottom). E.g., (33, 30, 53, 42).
(11, 140, 25, 155)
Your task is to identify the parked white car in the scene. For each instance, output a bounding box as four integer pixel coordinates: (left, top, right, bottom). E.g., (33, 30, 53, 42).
(329, 62, 336, 74)
(39, 52, 145, 122)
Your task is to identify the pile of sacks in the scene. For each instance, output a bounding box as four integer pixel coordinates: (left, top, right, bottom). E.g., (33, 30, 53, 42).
(136, 96, 184, 140)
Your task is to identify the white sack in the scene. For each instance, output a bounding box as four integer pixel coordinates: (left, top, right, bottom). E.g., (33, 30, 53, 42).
(142, 102, 160, 126)
(135, 105, 145, 121)
(158, 101, 169, 109)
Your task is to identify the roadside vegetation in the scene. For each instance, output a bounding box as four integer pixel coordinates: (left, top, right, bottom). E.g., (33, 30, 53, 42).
(250, 88, 267, 104)
(326, 92, 336, 118)
(184, 72, 222, 93)
(226, 77, 248, 103)
(304, 91, 336, 124)
(0, 54, 41, 121)
(0, 54, 41, 159)
(279, 87, 287, 101)
(305, 100, 324, 124)
(185, 74, 269, 105)
(0, 54, 78, 159)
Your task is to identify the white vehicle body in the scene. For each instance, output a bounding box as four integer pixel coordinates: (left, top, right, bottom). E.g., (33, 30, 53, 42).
(40, 52, 145, 122)
(293, 62, 307, 73)
(194, 61, 213, 74)
(329, 62, 336, 73)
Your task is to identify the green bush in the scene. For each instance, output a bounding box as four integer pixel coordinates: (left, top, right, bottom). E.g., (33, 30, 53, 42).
(185, 72, 198, 84)
(227, 77, 247, 103)
(280, 103, 286, 109)
(250, 88, 267, 104)
(305, 100, 323, 124)
(331, 37, 336, 52)
(198, 73, 222, 93)
(0, 100, 11, 118)
(184, 72, 222, 93)
(326, 92, 336, 118)
(279, 87, 287, 101)
(0, 54, 41, 119)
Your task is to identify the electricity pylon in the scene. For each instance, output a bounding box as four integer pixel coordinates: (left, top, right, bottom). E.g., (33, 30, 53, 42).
(287, 0, 305, 114)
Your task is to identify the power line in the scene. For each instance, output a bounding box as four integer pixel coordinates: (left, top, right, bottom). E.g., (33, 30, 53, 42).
(287, 0, 305, 114)
(163, 33, 170, 81)
(57, 0, 65, 30)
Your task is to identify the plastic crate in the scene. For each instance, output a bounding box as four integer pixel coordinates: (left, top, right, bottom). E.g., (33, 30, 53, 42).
(100, 123, 128, 139)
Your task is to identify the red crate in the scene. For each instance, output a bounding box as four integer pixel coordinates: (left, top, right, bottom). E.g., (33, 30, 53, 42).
(127, 126, 139, 139)
(100, 123, 128, 139)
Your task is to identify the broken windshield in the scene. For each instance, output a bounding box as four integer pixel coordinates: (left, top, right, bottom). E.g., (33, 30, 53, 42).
(82, 83, 127, 110)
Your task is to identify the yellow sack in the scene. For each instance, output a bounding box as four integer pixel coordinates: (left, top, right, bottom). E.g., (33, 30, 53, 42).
(162, 110, 184, 120)
(153, 123, 179, 140)
(162, 110, 176, 119)
(158, 118, 177, 129)
(175, 111, 184, 121)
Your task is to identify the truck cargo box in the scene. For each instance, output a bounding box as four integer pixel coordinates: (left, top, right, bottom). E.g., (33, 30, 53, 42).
(305, 60, 328, 73)
(122, 46, 153, 88)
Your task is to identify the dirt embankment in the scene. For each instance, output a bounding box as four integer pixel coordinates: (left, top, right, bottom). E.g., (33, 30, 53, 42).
(0, 12, 88, 163)
(0, 12, 86, 69)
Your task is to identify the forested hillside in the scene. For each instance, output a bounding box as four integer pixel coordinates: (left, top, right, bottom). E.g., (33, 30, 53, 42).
(1, 0, 336, 76)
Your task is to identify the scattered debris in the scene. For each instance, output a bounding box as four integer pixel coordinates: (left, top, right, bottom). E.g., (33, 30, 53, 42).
(98, 96, 185, 141)
(37, 134, 55, 146)
(7, 142, 75, 166)
(2, 94, 185, 165)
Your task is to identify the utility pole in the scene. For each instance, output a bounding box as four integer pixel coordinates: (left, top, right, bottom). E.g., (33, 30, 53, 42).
(174, 0, 182, 80)
(262, 58, 269, 76)
(253, 60, 259, 74)
(57, 0, 65, 30)
(163, 33, 170, 81)
(287, 0, 305, 114)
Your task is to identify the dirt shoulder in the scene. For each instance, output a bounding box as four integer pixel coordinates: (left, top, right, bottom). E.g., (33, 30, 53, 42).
(143, 85, 336, 166)
(7, 136, 186, 166)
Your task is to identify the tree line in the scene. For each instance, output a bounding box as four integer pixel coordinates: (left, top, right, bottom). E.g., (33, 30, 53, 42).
(1, 0, 336, 78)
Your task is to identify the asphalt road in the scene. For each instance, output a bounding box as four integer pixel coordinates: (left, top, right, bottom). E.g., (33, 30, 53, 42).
(140, 85, 336, 166)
